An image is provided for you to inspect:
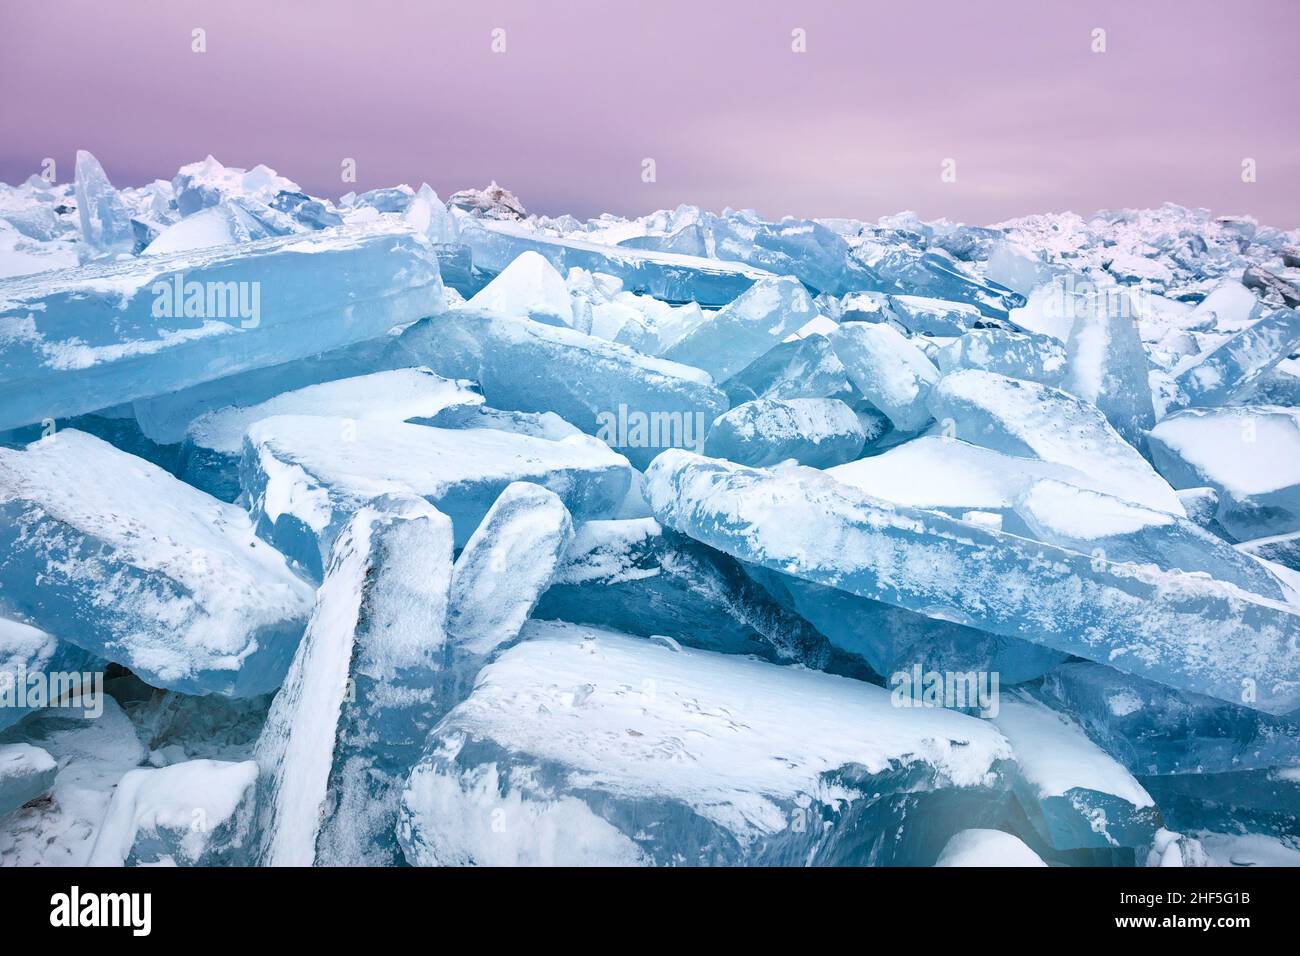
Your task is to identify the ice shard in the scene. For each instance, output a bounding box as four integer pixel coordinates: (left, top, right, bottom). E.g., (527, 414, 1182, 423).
(466, 250, 573, 327)
(240, 415, 632, 575)
(73, 150, 135, 256)
(398, 622, 1013, 866)
(87, 759, 258, 866)
(888, 295, 983, 336)
(0, 431, 314, 696)
(0, 222, 444, 432)
(389, 309, 727, 470)
(1172, 308, 1300, 408)
(1062, 295, 1156, 449)
(935, 329, 1067, 386)
(644, 451, 1300, 713)
(830, 322, 939, 432)
(927, 370, 1184, 514)
(720, 332, 850, 405)
(1148, 405, 1300, 540)
(256, 497, 454, 866)
(402, 184, 459, 245)
(660, 276, 817, 384)
(704, 398, 865, 468)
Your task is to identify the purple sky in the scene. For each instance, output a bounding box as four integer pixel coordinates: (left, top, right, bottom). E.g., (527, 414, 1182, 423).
(3, 0, 1297, 226)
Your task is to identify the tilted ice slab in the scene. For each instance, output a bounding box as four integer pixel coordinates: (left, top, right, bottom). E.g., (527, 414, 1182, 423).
(0, 431, 314, 696)
(0, 743, 57, 818)
(993, 698, 1158, 852)
(927, 369, 1184, 515)
(74, 150, 135, 256)
(459, 218, 771, 307)
(720, 332, 850, 405)
(644, 451, 1300, 713)
(398, 622, 1013, 866)
(935, 329, 1066, 386)
(1172, 308, 1300, 408)
(1039, 661, 1300, 776)
(256, 497, 454, 866)
(830, 322, 939, 432)
(180, 368, 482, 500)
(888, 295, 983, 336)
(389, 308, 727, 470)
(705, 398, 866, 469)
(1062, 295, 1155, 451)
(87, 759, 258, 866)
(0, 221, 443, 431)
(0, 617, 102, 731)
(448, 483, 573, 663)
(1148, 405, 1300, 540)
(660, 276, 817, 384)
(935, 829, 1046, 867)
(241, 415, 632, 575)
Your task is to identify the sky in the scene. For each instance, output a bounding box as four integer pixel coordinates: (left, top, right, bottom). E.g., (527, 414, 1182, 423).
(2, 0, 1297, 226)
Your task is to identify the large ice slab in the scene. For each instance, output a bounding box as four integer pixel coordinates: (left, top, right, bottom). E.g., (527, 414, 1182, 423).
(889, 295, 982, 336)
(705, 398, 866, 468)
(644, 451, 1300, 713)
(660, 276, 817, 384)
(935, 329, 1066, 386)
(1148, 406, 1300, 540)
(928, 369, 1184, 514)
(1062, 295, 1156, 450)
(460, 218, 771, 307)
(256, 497, 454, 866)
(720, 333, 850, 405)
(993, 698, 1158, 852)
(1172, 308, 1300, 408)
(73, 150, 135, 256)
(389, 309, 727, 470)
(398, 622, 1013, 866)
(241, 415, 632, 575)
(0, 431, 314, 696)
(830, 322, 939, 432)
(0, 222, 443, 431)
(87, 759, 257, 866)
(180, 368, 481, 500)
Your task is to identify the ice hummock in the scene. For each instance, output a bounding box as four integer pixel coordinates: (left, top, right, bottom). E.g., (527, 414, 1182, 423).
(645, 450, 1300, 713)
(935, 829, 1046, 867)
(0, 431, 314, 696)
(398, 621, 1014, 866)
(256, 497, 454, 866)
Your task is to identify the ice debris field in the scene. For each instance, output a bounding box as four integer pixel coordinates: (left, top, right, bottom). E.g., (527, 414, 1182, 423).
(2, 151, 1300, 867)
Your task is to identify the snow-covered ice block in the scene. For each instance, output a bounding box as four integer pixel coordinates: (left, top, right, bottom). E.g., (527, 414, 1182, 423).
(448, 482, 573, 665)
(644, 451, 1300, 713)
(142, 201, 280, 256)
(830, 322, 939, 432)
(256, 497, 454, 866)
(888, 295, 982, 336)
(1172, 308, 1300, 408)
(935, 329, 1066, 386)
(927, 370, 1184, 514)
(533, 519, 830, 662)
(705, 398, 866, 468)
(241, 415, 632, 575)
(1148, 405, 1300, 540)
(0, 431, 313, 696)
(721, 333, 850, 405)
(994, 698, 1159, 852)
(460, 218, 770, 307)
(74, 150, 135, 256)
(934, 829, 1046, 867)
(0, 617, 102, 731)
(0, 742, 57, 817)
(87, 759, 257, 866)
(467, 250, 573, 327)
(0, 222, 443, 431)
(660, 276, 817, 384)
(1186, 279, 1261, 331)
(389, 309, 727, 470)
(422, 403, 584, 442)
(1062, 295, 1156, 450)
(1039, 661, 1300, 776)
(398, 622, 1013, 866)
(180, 368, 482, 500)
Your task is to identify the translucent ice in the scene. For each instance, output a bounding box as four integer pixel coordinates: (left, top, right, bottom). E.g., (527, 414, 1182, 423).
(705, 398, 866, 468)
(398, 621, 1013, 866)
(0, 431, 314, 696)
(1172, 308, 1300, 409)
(889, 295, 983, 336)
(466, 250, 574, 327)
(935, 329, 1067, 386)
(830, 322, 939, 432)
(256, 497, 453, 866)
(1062, 295, 1156, 449)
(1148, 405, 1300, 540)
(0, 743, 56, 817)
(644, 450, 1300, 713)
(660, 276, 817, 384)
(401, 184, 459, 245)
(0, 617, 102, 731)
(240, 415, 631, 574)
(0, 222, 444, 432)
(720, 333, 851, 405)
(73, 150, 135, 256)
